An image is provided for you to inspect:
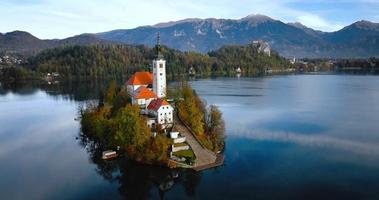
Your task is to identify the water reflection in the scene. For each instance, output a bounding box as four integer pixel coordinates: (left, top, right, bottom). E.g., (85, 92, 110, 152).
(1, 79, 109, 101)
(77, 131, 202, 200)
(232, 128, 379, 160)
(257, 116, 328, 134)
(1, 80, 205, 200)
(2, 75, 379, 199)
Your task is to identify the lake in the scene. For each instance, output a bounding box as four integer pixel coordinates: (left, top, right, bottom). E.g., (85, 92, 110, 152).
(1, 75, 379, 200)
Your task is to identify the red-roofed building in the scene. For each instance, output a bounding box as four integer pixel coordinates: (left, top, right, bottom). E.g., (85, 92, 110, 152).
(132, 86, 157, 108)
(126, 72, 153, 93)
(147, 98, 173, 125)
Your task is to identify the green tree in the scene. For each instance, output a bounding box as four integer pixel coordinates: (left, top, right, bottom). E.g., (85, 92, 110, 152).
(113, 105, 150, 150)
(106, 80, 117, 104)
(111, 89, 130, 116)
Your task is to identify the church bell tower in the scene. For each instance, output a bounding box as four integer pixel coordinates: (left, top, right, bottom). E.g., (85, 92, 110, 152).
(152, 33, 166, 98)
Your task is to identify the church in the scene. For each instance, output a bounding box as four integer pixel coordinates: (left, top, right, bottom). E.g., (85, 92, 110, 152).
(126, 34, 174, 127)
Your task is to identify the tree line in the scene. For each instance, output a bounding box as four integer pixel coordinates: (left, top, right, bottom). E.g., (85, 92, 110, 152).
(295, 57, 379, 74)
(174, 82, 225, 153)
(333, 58, 379, 74)
(1, 43, 291, 81)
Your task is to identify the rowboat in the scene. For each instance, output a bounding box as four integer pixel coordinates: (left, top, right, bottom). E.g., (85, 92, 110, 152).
(102, 150, 118, 160)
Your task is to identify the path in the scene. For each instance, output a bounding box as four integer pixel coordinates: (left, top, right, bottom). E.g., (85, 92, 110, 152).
(174, 117, 224, 171)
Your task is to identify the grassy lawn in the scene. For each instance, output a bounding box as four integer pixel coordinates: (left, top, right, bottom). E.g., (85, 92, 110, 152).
(173, 142, 188, 148)
(173, 149, 195, 159)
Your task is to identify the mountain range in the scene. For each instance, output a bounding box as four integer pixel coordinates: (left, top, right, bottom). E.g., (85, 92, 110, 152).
(1, 14, 379, 58)
(0, 31, 109, 55)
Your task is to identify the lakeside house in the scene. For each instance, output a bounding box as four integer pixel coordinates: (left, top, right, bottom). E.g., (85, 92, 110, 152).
(188, 66, 196, 76)
(236, 67, 242, 73)
(126, 34, 174, 128)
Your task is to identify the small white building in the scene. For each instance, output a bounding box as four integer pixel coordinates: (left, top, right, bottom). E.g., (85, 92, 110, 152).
(170, 132, 180, 139)
(290, 57, 296, 64)
(236, 67, 242, 73)
(147, 98, 174, 125)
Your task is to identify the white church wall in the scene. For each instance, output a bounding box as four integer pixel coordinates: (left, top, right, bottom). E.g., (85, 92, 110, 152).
(153, 59, 167, 98)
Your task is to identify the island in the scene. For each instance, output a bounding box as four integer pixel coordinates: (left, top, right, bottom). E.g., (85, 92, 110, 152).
(80, 35, 225, 170)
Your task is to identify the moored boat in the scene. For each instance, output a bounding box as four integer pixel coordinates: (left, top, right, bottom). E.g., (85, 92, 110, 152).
(102, 150, 118, 160)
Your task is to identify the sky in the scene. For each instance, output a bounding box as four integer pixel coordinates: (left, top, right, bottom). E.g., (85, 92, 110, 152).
(1, 0, 378, 39)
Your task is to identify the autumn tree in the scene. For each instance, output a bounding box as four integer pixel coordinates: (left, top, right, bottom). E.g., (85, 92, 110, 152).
(205, 105, 225, 152)
(112, 104, 151, 152)
(177, 82, 205, 135)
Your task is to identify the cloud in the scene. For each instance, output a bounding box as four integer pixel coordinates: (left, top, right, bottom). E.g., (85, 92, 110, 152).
(297, 14, 344, 32)
(0, 0, 378, 38)
(232, 128, 379, 159)
(44, 10, 82, 19)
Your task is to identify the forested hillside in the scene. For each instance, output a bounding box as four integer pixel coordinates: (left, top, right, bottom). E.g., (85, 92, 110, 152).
(24, 43, 290, 79)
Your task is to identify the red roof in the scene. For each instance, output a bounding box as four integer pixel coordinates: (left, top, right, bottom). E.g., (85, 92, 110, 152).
(134, 86, 157, 99)
(147, 98, 170, 111)
(126, 72, 153, 85)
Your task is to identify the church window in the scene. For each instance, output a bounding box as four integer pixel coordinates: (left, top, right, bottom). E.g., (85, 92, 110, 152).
(159, 63, 163, 68)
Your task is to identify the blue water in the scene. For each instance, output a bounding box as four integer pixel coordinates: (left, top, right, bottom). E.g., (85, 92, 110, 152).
(1, 75, 379, 199)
